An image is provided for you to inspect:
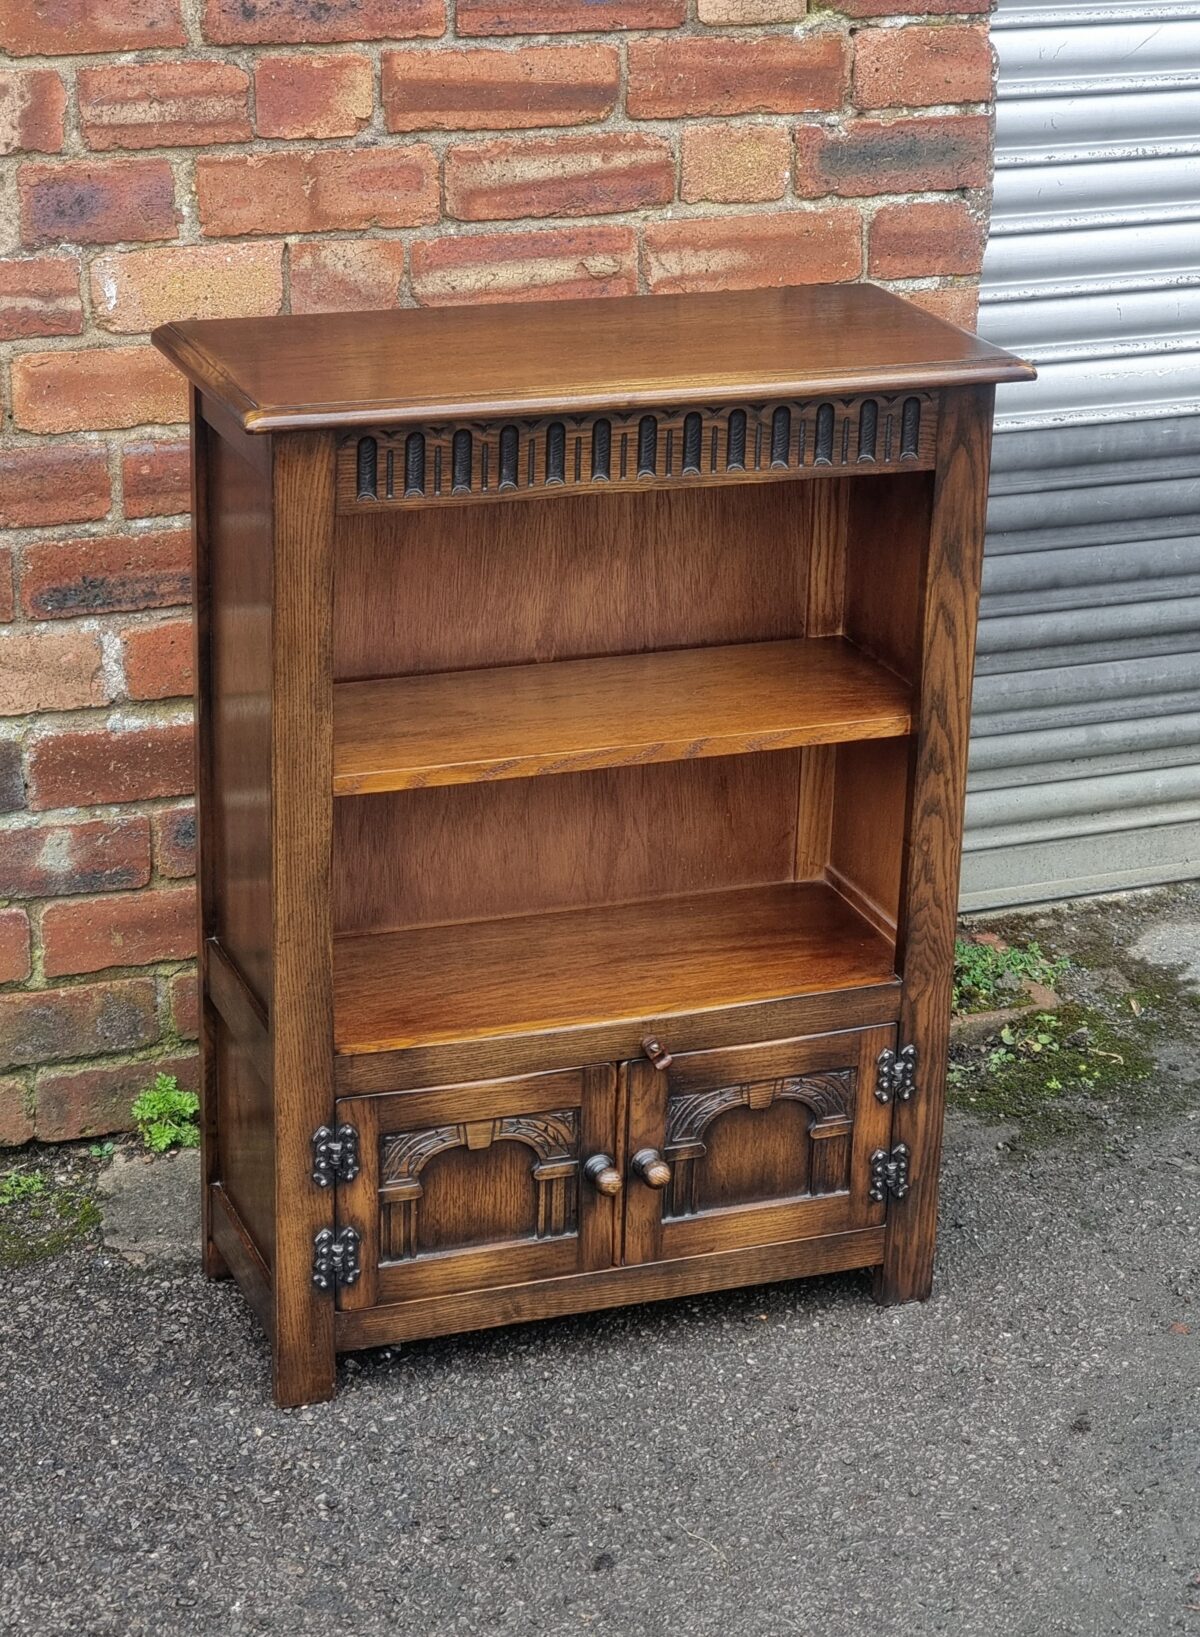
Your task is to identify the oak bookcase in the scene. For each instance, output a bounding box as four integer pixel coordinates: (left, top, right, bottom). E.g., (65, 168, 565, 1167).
(154, 284, 1033, 1406)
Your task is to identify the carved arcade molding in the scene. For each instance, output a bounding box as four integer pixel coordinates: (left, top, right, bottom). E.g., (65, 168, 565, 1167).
(336, 392, 938, 513)
(663, 1070, 855, 1218)
(378, 1109, 580, 1261)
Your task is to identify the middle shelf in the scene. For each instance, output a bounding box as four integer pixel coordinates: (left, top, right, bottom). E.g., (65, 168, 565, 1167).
(333, 636, 912, 795)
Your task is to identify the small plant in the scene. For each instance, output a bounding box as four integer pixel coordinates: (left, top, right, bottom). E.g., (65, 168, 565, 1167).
(952, 936, 1067, 1014)
(0, 1171, 48, 1208)
(89, 1140, 115, 1159)
(131, 1073, 201, 1153)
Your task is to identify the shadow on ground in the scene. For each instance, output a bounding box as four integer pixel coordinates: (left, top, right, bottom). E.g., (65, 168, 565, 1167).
(1, 886, 1197, 1637)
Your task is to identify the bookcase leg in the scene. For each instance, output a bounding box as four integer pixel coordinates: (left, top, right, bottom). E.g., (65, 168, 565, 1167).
(874, 384, 995, 1310)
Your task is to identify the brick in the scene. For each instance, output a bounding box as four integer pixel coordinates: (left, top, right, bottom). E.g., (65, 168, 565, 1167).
(35, 1050, 197, 1142)
(27, 720, 194, 811)
(644, 208, 861, 295)
(0, 629, 107, 716)
(0, 256, 83, 341)
(413, 225, 638, 305)
(43, 886, 197, 977)
(853, 25, 992, 110)
(0, 1076, 34, 1147)
(0, 978, 159, 1071)
(698, 0, 807, 18)
(78, 62, 251, 151)
(205, 0, 442, 44)
(21, 529, 190, 621)
(255, 52, 374, 138)
(628, 34, 847, 118)
(121, 441, 190, 519)
(123, 618, 194, 701)
(384, 45, 619, 132)
(0, 816, 151, 899)
(0, 909, 31, 985)
(795, 115, 991, 196)
(288, 239, 407, 313)
(0, 70, 67, 155)
(681, 123, 791, 204)
(0, 0, 185, 55)
(11, 346, 187, 434)
(170, 972, 199, 1038)
(901, 282, 979, 328)
(0, 741, 24, 813)
(19, 158, 177, 249)
(842, 0, 988, 15)
(868, 199, 985, 278)
(0, 550, 12, 622)
(154, 803, 196, 879)
(446, 133, 673, 222)
(92, 244, 284, 333)
(0, 446, 111, 530)
(197, 146, 438, 236)
(456, 0, 684, 33)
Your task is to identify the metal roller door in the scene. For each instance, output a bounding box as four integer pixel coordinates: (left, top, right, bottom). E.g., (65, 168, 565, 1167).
(966, 0, 1200, 906)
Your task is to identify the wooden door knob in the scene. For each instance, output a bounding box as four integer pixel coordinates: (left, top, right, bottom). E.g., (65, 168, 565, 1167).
(584, 1154, 623, 1196)
(631, 1147, 672, 1189)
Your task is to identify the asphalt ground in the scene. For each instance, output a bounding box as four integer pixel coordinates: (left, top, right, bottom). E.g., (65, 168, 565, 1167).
(1, 886, 1197, 1637)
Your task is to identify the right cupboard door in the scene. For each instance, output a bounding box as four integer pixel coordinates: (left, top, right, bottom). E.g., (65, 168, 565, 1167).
(622, 1025, 896, 1266)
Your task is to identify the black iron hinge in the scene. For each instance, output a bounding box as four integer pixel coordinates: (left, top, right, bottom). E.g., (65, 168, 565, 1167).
(868, 1143, 911, 1202)
(311, 1226, 362, 1291)
(311, 1123, 361, 1188)
(874, 1045, 918, 1104)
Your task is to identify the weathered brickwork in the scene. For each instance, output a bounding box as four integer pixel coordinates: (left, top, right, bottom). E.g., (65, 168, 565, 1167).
(0, 0, 995, 1142)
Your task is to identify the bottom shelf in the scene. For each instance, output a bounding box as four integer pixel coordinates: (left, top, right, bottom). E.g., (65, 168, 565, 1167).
(334, 880, 897, 1056)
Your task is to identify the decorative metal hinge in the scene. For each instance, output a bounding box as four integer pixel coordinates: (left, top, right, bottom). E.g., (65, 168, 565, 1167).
(869, 1143, 911, 1202)
(311, 1226, 362, 1291)
(311, 1123, 361, 1187)
(874, 1044, 918, 1104)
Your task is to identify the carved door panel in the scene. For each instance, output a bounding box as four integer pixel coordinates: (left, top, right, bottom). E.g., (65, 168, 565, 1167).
(335, 1065, 619, 1310)
(622, 1026, 895, 1266)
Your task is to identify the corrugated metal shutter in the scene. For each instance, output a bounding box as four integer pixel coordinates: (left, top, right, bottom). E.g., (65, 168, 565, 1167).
(966, 0, 1200, 906)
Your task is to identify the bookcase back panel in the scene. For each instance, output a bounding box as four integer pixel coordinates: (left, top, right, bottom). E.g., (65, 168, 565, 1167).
(844, 472, 932, 685)
(332, 483, 810, 681)
(333, 751, 800, 935)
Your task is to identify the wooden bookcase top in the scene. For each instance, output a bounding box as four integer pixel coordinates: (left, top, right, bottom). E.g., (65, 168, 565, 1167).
(153, 283, 1034, 434)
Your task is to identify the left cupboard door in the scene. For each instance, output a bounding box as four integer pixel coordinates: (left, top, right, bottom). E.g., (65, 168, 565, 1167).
(334, 1066, 620, 1311)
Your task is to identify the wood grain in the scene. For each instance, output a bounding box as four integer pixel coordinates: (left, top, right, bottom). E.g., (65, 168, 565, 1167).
(333, 637, 912, 794)
(333, 482, 808, 681)
(152, 284, 1033, 433)
(876, 384, 996, 1307)
(335, 1225, 886, 1349)
(333, 752, 799, 935)
(333, 880, 897, 1057)
(268, 431, 337, 1408)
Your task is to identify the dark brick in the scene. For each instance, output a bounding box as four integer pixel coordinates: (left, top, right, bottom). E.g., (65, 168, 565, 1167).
(35, 1050, 198, 1141)
(0, 979, 158, 1070)
(0, 816, 151, 898)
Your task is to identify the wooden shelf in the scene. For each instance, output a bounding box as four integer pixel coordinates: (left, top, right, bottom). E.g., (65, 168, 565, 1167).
(333, 880, 897, 1056)
(333, 637, 911, 795)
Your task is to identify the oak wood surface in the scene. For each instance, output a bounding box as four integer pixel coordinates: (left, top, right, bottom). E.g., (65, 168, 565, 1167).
(333, 982, 902, 1099)
(210, 1184, 273, 1341)
(333, 752, 799, 935)
(332, 636, 911, 795)
(333, 879, 897, 1057)
(876, 385, 995, 1306)
(153, 285, 1033, 432)
(333, 482, 808, 681)
(268, 431, 337, 1408)
(335, 1225, 886, 1349)
(336, 1066, 618, 1310)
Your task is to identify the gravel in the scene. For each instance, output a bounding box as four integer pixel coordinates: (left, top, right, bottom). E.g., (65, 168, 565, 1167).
(1, 891, 1197, 1637)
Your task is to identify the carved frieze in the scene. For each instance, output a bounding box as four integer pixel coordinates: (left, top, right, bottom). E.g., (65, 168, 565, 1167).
(336, 392, 938, 513)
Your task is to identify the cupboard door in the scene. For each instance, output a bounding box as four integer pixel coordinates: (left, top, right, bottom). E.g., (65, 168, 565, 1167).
(335, 1065, 618, 1310)
(623, 1026, 894, 1266)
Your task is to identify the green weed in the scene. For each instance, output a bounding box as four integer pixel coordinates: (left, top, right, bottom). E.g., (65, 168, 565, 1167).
(131, 1073, 200, 1153)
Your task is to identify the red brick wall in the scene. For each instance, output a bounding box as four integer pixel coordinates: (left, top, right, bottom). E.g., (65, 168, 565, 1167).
(0, 0, 994, 1144)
